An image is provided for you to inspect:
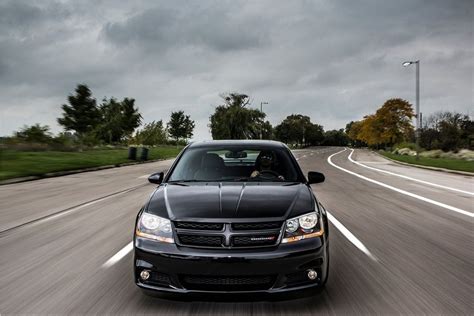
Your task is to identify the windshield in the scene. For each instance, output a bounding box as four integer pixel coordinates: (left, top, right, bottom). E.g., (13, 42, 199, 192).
(168, 146, 302, 182)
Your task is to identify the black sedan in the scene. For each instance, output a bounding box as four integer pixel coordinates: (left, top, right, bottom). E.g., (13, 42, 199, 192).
(134, 140, 329, 295)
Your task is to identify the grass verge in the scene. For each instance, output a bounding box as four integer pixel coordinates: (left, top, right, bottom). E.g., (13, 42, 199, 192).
(0, 146, 182, 181)
(380, 151, 474, 173)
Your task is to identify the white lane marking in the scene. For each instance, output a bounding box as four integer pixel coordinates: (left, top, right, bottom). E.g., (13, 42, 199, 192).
(327, 211, 377, 261)
(328, 149, 474, 218)
(348, 149, 474, 196)
(102, 241, 133, 268)
(138, 175, 149, 179)
(20, 187, 143, 230)
(43, 201, 100, 222)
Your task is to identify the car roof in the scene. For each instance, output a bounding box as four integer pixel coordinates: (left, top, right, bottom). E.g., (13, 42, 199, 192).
(188, 140, 287, 149)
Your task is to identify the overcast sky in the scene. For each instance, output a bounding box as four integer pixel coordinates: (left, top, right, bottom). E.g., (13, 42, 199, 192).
(0, 0, 472, 140)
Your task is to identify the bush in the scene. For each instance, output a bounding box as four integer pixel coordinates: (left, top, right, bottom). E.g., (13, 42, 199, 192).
(394, 142, 418, 151)
(396, 148, 417, 156)
(419, 150, 444, 159)
(414, 149, 474, 160)
(456, 149, 474, 160)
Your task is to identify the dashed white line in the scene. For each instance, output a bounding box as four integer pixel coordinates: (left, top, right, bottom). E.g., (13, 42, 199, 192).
(102, 241, 133, 268)
(348, 149, 473, 196)
(328, 149, 474, 218)
(327, 211, 377, 261)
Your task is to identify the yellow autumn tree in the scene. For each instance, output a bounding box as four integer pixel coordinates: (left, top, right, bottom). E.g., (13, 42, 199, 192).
(348, 98, 414, 147)
(375, 98, 414, 146)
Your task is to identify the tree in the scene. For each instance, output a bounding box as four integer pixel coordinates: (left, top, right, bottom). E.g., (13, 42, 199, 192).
(322, 129, 349, 146)
(261, 121, 274, 140)
(305, 123, 325, 146)
(167, 111, 195, 143)
(346, 98, 414, 148)
(209, 93, 265, 139)
(95, 97, 142, 144)
(421, 111, 473, 151)
(134, 120, 167, 145)
(57, 84, 100, 138)
(274, 114, 323, 146)
(121, 98, 143, 138)
(15, 124, 52, 143)
(375, 98, 414, 146)
(346, 121, 366, 147)
(357, 114, 383, 146)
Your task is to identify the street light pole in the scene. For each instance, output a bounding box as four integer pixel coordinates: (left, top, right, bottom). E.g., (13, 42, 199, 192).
(260, 101, 268, 139)
(403, 60, 420, 160)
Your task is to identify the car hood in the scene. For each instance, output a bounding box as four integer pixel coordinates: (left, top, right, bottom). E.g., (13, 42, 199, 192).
(146, 182, 315, 221)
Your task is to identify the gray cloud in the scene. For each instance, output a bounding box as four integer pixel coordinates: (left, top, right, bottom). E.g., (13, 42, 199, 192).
(0, 0, 472, 140)
(102, 3, 269, 53)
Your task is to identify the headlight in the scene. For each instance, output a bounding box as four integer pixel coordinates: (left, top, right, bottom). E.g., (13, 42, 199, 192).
(136, 212, 174, 243)
(282, 211, 324, 243)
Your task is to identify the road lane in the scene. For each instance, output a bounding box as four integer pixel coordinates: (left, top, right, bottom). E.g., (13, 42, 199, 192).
(328, 149, 472, 215)
(348, 150, 473, 196)
(352, 150, 473, 192)
(0, 147, 472, 314)
(0, 159, 174, 232)
(327, 149, 472, 217)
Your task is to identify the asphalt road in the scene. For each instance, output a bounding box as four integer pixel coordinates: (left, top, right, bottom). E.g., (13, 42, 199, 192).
(0, 147, 472, 314)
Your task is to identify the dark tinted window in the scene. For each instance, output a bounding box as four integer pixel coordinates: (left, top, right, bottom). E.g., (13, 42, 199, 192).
(168, 146, 301, 182)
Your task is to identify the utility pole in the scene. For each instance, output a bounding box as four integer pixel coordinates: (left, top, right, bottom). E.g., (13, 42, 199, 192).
(260, 101, 268, 139)
(403, 60, 420, 160)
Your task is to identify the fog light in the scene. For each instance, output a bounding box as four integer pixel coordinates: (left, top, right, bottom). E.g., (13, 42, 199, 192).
(140, 270, 150, 281)
(307, 269, 318, 280)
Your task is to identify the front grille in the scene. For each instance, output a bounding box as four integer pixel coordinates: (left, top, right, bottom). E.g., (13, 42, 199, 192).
(232, 222, 283, 230)
(174, 221, 282, 249)
(232, 234, 279, 247)
(180, 275, 276, 291)
(175, 222, 224, 230)
(177, 234, 223, 247)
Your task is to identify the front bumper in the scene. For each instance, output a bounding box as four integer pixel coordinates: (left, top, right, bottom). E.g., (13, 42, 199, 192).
(134, 236, 328, 294)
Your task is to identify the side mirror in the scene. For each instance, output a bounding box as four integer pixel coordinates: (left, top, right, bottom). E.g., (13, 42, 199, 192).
(148, 172, 164, 184)
(308, 171, 325, 184)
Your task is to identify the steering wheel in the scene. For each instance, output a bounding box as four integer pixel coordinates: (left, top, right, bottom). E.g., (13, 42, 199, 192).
(258, 170, 281, 180)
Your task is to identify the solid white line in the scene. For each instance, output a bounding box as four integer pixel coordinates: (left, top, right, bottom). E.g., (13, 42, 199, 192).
(102, 241, 133, 268)
(327, 211, 377, 261)
(348, 149, 474, 196)
(328, 149, 474, 218)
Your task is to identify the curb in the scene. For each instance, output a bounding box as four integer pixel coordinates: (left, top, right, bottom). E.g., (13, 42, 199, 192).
(372, 151, 474, 177)
(0, 158, 170, 186)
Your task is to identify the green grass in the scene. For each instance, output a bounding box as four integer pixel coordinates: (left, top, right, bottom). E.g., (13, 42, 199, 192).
(380, 151, 474, 173)
(0, 146, 182, 181)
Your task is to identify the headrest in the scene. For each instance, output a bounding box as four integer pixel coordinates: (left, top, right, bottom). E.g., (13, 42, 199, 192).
(201, 153, 225, 169)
